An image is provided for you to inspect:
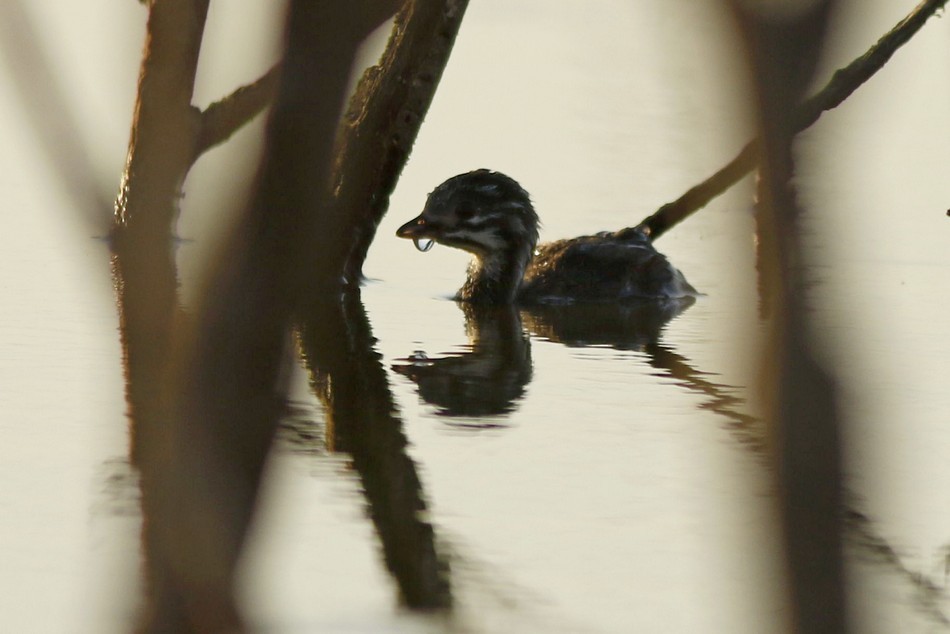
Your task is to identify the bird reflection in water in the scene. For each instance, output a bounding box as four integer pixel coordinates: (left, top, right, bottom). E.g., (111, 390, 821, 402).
(393, 298, 696, 421)
(522, 297, 695, 350)
(393, 303, 531, 421)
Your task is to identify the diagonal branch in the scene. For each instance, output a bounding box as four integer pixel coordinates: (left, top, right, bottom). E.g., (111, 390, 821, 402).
(332, 0, 470, 285)
(193, 64, 281, 161)
(637, 0, 949, 240)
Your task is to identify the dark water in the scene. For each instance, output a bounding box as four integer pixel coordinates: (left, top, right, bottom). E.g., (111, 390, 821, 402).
(2, 1, 949, 632)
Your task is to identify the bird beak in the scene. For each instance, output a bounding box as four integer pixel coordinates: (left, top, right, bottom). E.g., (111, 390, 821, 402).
(395, 215, 433, 240)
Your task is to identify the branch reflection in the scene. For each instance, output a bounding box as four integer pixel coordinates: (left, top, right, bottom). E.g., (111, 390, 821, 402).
(530, 299, 764, 450)
(392, 296, 950, 624)
(297, 290, 451, 610)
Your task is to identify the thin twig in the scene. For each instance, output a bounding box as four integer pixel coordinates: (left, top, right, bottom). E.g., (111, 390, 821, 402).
(193, 64, 281, 161)
(637, 0, 949, 240)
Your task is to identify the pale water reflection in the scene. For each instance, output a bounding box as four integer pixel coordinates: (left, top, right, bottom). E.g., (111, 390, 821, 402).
(1, 1, 949, 633)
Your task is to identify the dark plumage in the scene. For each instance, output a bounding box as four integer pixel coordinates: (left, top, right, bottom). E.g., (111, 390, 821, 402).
(396, 170, 696, 304)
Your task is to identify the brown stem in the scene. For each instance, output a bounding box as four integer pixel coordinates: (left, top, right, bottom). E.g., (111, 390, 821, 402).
(141, 3, 405, 630)
(114, 0, 209, 236)
(637, 0, 949, 240)
(109, 0, 212, 629)
(112, 0, 209, 460)
(329, 0, 471, 285)
(193, 64, 282, 161)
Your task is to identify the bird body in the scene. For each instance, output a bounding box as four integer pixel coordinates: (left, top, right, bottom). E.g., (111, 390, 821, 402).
(397, 170, 696, 304)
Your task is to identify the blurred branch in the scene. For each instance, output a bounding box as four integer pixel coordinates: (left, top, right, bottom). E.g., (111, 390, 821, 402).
(193, 64, 281, 160)
(637, 0, 949, 240)
(331, 0, 470, 285)
(655, 338, 950, 628)
(0, 0, 112, 230)
(137, 2, 408, 629)
(730, 1, 847, 632)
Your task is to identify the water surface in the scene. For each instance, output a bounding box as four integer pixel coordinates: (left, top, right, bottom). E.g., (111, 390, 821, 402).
(1, 1, 949, 632)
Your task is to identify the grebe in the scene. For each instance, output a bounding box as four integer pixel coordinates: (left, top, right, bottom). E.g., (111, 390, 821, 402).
(396, 170, 696, 304)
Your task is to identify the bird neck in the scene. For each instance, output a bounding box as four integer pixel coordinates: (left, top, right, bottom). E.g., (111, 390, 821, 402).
(458, 240, 534, 304)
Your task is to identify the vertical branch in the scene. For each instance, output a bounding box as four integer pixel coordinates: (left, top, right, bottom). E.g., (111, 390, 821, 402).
(729, 2, 847, 633)
(108, 2, 211, 630)
(138, 2, 402, 630)
(111, 0, 209, 466)
(115, 0, 209, 236)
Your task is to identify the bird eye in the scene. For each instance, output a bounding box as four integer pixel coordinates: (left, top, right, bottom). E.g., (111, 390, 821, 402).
(456, 206, 475, 221)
